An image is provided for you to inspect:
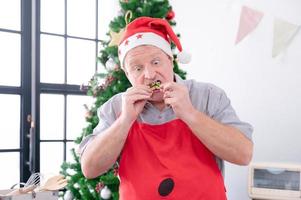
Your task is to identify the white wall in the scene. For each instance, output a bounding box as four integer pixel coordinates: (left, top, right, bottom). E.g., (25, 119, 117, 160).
(170, 0, 301, 199)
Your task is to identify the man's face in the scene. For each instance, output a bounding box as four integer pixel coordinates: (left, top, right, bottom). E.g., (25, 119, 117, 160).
(123, 45, 174, 102)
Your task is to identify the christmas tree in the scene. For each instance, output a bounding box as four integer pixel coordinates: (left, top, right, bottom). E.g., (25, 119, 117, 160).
(60, 0, 186, 199)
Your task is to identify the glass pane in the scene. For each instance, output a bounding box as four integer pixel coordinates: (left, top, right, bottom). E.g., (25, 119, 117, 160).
(67, 0, 96, 38)
(97, 43, 108, 75)
(0, 94, 20, 149)
(40, 34, 65, 83)
(66, 95, 94, 140)
(66, 142, 78, 163)
(0, 152, 20, 189)
(40, 94, 64, 140)
(41, 0, 65, 34)
(40, 142, 64, 175)
(0, 32, 20, 86)
(0, 0, 20, 31)
(98, 0, 119, 40)
(67, 38, 95, 84)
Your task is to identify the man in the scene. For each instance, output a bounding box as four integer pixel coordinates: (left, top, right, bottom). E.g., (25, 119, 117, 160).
(79, 17, 253, 199)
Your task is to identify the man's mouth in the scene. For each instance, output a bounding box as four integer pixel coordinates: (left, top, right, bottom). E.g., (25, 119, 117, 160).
(148, 80, 161, 91)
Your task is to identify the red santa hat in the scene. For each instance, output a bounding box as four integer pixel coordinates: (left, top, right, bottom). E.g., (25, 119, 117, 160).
(118, 16, 191, 68)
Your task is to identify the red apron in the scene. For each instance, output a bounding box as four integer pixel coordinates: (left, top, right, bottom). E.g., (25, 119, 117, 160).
(119, 119, 227, 200)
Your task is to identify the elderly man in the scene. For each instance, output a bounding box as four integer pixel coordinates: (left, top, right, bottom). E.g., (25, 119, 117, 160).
(79, 17, 253, 199)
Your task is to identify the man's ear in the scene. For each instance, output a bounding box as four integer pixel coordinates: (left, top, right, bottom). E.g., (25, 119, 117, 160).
(170, 56, 175, 69)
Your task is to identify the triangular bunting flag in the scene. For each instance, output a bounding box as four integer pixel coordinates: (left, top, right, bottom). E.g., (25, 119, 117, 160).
(235, 6, 264, 44)
(272, 19, 300, 57)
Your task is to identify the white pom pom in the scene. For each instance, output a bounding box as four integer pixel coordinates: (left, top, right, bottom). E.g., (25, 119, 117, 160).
(177, 51, 191, 64)
(100, 186, 112, 199)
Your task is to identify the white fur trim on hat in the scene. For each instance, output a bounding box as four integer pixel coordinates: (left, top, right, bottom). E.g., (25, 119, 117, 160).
(118, 32, 173, 68)
(177, 51, 191, 64)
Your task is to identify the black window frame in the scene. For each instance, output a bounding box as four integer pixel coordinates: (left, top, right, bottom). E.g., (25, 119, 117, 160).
(0, 0, 100, 185)
(0, 0, 32, 183)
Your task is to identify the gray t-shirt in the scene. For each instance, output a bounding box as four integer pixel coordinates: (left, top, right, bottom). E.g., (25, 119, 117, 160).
(79, 75, 253, 175)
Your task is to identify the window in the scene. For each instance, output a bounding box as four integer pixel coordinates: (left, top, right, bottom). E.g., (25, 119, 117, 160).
(0, 0, 27, 189)
(0, 0, 113, 189)
(38, 0, 101, 180)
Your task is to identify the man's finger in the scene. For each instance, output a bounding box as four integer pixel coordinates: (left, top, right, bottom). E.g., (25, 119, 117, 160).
(126, 90, 152, 97)
(161, 82, 176, 92)
(127, 86, 152, 94)
(163, 91, 173, 98)
(128, 94, 152, 103)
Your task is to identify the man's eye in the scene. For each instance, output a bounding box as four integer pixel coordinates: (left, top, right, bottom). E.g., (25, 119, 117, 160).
(152, 60, 160, 65)
(134, 66, 143, 71)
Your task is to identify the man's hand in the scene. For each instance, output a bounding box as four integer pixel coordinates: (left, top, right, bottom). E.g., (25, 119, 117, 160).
(162, 83, 253, 166)
(162, 82, 195, 121)
(120, 85, 152, 124)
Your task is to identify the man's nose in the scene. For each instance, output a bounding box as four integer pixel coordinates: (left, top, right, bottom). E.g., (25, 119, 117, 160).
(144, 66, 155, 79)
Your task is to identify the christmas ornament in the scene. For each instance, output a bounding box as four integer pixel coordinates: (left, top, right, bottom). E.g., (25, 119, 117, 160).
(100, 186, 112, 199)
(64, 190, 73, 200)
(136, 7, 143, 14)
(124, 10, 133, 25)
(105, 75, 115, 86)
(117, 10, 124, 17)
(95, 182, 105, 193)
(73, 183, 80, 189)
(108, 29, 124, 47)
(105, 58, 117, 71)
(113, 168, 119, 176)
(166, 10, 175, 20)
(66, 168, 76, 176)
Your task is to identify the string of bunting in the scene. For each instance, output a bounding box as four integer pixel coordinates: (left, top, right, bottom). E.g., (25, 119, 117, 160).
(235, 5, 300, 58)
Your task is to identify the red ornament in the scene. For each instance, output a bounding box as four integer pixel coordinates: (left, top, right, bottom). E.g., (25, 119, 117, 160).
(95, 182, 105, 193)
(166, 10, 175, 20)
(113, 168, 119, 176)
